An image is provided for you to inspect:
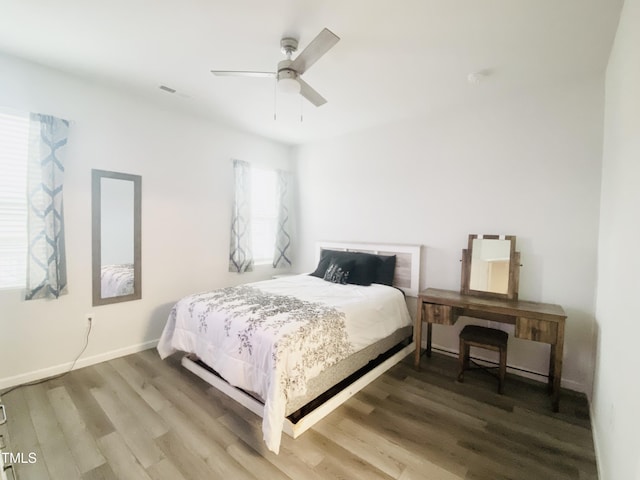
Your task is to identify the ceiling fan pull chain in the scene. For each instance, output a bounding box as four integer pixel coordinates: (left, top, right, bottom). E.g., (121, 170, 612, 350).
(300, 96, 304, 123)
(273, 78, 278, 121)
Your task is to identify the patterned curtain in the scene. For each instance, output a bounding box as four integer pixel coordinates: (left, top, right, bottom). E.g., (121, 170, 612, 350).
(272, 169, 292, 268)
(25, 114, 69, 300)
(229, 159, 254, 273)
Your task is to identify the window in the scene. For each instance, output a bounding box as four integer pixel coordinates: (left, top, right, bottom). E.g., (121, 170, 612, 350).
(0, 111, 29, 289)
(230, 160, 291, 273)
(250, 167, 278, 264)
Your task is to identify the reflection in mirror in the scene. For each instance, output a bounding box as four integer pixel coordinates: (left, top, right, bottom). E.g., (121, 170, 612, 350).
(92, 170, 141, 306)
(101, 178, 134, 298)
(461, 234, 520, 300)
(470, 238, 511, 294)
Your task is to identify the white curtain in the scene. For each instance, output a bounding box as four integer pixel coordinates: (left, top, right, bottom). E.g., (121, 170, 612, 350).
(25, 113, 69, 300)
(272, 169, 292, 268)
(229, 159, 254, 273)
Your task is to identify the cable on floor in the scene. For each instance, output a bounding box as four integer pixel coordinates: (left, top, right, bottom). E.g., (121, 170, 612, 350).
(0, 319, 92, 398)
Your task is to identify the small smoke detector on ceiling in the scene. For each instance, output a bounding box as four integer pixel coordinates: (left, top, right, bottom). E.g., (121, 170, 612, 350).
(467, 71, 489, 85)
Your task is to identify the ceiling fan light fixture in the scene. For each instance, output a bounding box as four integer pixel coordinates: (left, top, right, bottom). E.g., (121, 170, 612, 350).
(278, 76, 300, 94)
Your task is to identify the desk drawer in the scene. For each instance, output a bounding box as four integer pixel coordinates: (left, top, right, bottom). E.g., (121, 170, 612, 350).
(516, 317, 558, 344)
(425, 304, 454, 325)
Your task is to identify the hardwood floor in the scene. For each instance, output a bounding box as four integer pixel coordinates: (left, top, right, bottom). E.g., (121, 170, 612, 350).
(0, 349, 598, 479)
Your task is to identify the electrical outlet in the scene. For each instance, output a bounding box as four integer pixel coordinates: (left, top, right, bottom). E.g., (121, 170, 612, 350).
(86, 313, 94, 324)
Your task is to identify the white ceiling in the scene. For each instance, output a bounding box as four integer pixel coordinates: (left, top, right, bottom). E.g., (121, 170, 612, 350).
(0, 0, 623, 145)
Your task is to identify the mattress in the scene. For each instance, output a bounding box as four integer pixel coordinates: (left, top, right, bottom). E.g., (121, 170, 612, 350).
(157, 274, 412, 453)
(285, 324, 412, 415)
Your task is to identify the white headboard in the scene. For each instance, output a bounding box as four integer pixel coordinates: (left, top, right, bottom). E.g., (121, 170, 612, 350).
(316, 241, 422, 297)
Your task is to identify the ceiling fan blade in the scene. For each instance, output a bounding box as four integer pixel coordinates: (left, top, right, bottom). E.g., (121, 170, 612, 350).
(297, 77, 327, 107)
(290, 28, 340, 75)
(211, 70, 275, 78)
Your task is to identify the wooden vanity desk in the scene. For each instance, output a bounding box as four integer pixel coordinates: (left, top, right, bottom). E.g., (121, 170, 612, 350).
(414, 287, 567, 411)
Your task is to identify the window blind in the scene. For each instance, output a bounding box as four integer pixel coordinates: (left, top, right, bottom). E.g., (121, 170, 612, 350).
(0, 111, 29, 289)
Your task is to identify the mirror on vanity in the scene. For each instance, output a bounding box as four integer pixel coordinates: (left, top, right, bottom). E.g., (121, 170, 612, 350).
(91, 169, 141, 306)
(461, 234, 520, 300)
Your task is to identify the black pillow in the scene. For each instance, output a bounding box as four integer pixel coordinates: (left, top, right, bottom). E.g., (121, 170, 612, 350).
(375, 254, 396, 286)
(310, 254, 332, 279)
(310, 249, 397, 286)
(323, 258, 355, 284)
(348, 253, 381, 286)
(309, 250, 378, 286)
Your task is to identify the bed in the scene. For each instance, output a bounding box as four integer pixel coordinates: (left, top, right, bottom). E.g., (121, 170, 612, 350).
(100, 263, 134, 298)
(157, 241, 421, 453)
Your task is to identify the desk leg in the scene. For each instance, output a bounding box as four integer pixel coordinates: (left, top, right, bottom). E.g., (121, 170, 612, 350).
(414, 301, 423, 369)
(550, 322, 565, 412)
(548, 345, 556, 394)
(426, 323, 433, 358)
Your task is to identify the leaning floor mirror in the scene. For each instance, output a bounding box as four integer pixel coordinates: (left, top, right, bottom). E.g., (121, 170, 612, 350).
(92, 169, 141, 306)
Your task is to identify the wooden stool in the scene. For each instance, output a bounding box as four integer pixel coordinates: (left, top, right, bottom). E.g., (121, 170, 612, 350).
(458, 325, 508, 394)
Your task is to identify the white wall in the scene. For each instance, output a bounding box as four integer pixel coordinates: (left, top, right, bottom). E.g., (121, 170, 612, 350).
(593, 0, 640, 478)
(295, 76, 604, 393)
(0, 52, 292, 388)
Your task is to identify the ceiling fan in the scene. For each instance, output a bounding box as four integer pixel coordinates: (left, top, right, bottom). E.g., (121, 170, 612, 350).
(211, 28, 340, 107)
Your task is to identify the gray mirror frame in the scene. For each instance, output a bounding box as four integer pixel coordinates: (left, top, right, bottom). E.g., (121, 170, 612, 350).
(460, 234, 520, 301)
(91, 169, 142, 306)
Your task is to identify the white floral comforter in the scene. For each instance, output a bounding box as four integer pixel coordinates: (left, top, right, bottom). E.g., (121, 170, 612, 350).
(157, 274, 411, 453)
(100, 264, 134, 298)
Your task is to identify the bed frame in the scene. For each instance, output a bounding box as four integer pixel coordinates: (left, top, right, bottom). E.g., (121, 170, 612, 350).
(181, 241, 421, 440)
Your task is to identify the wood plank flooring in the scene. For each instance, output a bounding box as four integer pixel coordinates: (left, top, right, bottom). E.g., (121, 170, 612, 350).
(0, 349, 598, 479)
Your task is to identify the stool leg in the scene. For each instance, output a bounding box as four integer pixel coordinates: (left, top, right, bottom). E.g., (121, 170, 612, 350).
(458, 337, 465, 382)
(464, 344, 471, 370)
(498, 347, 507, 394)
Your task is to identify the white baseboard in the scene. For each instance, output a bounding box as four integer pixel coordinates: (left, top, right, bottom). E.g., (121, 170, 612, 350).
(426, 342, 586, 394)
(0, 339, 159, 390)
